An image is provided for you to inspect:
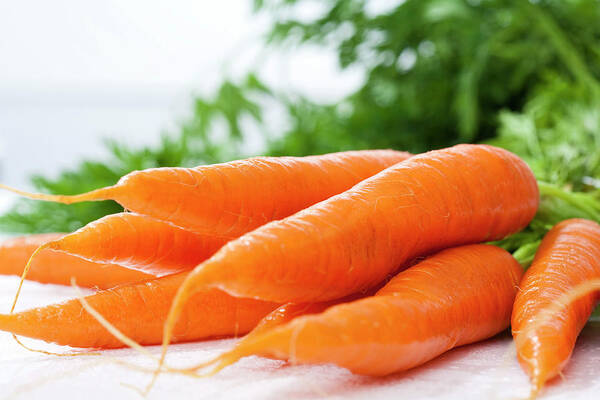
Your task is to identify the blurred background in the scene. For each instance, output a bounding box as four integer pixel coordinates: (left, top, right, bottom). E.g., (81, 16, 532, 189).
(1, 0, 600, 234)
(0, 0, 359, 187)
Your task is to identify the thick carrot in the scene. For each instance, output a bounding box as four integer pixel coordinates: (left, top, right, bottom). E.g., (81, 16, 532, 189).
(0, 272, 279, 348)
(31, 213, 227, 276)
(0, 233, 155, 288)
(153, 144, 537, 376)
(511, 218, 600, 397)
(161, 144, 537, 352)
(0, 150, 410, 237)
(194, 244, 523, 376)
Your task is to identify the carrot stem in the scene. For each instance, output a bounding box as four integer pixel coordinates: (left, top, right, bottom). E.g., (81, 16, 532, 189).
(538, 182, 600, 221)
(512, 240, 541, 268)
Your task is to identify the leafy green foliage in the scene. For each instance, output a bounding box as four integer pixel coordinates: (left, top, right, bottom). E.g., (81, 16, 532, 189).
(258, 0, 600, 154)
(485, 8, 600, 262)
(490, 78, 600, 190)
(492, 182, 600, 266)
(489, 73, 600, 263)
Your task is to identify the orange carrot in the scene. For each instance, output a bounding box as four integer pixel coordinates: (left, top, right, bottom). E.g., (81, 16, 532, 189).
(241, 293, 370, 345)
(9, 213, 229, 328)
(205, 280, 389, 366)
(174, 293, 372, 374)
(31, 213, 227, 276)
(160, 144, 537, 363)
(194, 244, 523, 376)
(0, 233, 155, 288)
(154, 144, 537, 377)
(512, 218, 600, 397)
(0, 272, 279, 348)
(0, 150, 410, 238)
(253, 303, 332, 335)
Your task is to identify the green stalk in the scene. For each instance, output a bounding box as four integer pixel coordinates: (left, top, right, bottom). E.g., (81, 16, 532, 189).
(504, 182, 600, 267)
(538, 182, 600, 221)
(513, 240, 541, 268)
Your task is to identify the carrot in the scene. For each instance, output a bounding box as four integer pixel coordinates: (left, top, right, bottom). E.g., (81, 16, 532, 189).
(8, 213, 228, 327)
(185, 280, 390, 373)
(248, 298, 361, 340)
(175, 293, 373, 375)
(0, 272, 279, 348)
(159, 143, 537, 366)
(0, 150, 411, 237)
(28, 213, 227, 276)
(172, 144, 536, 303)
(192, 244, 523, 376)
(511, 218, 600, 397)
(0, 233, 155, 288)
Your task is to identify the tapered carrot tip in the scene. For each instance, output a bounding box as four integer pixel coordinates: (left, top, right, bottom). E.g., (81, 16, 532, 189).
(203, 354, 242, 377)
(191, 347, 249, 375)
(512, 220, 600, 399)
(520, 356, 552, 398)
(0, 183, 116, 204)
(169, 353, 241, 377)
(528, 380, 543, 400)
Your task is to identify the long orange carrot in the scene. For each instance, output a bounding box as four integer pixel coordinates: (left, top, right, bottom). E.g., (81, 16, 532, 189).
(193, 244, 522, 376)
(0, 272, 279, 348)
(512, 218, 600, 397)
(160, 144, 537, 364)
(153, 144, 538, 378)
(0, 150, 410, 238)
(0, 233, 155, 288)
(31, 213, 226, 276)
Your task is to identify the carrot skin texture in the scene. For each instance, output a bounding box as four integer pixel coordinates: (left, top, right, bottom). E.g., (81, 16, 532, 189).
(245, 292, 370, 342)
(512, 219, 600, 393)
(210, 244, 523, 376)
(196, 293, 375, 373)
(0, 233, 155, 289)
(0, 272, 279, 348)
(46, 213, 227, 275)
(246, 303, 338, 341)
(3, 151, 411, 238)
(87, 150, 411, 237)
(179, 144, 538, 304)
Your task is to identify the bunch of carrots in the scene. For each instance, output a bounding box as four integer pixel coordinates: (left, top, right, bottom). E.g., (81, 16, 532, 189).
(0, 144, 598, 398)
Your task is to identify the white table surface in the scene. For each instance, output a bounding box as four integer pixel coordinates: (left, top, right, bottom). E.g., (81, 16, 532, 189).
(0, 275, 599, 400)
